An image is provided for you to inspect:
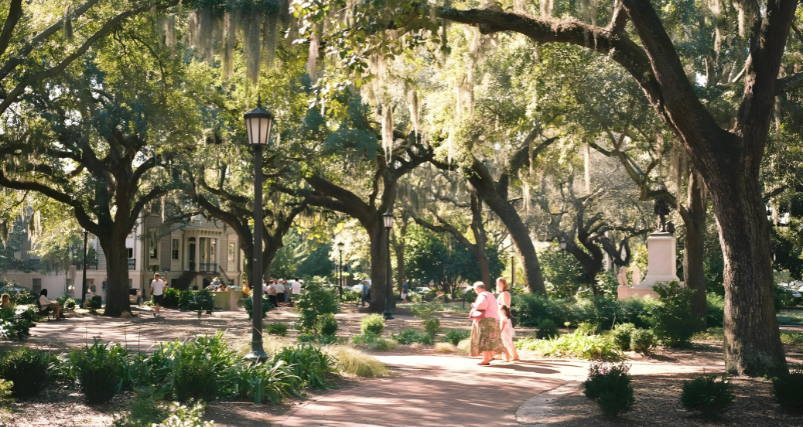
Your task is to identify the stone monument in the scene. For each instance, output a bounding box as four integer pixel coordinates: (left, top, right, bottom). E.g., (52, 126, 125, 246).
(618, 198, 682, 299)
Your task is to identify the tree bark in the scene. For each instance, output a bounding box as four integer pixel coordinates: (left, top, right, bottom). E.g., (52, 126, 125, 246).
(98, 232, 131, 317)
(684, 170, 708, 328)
(367, 221, 392, 312)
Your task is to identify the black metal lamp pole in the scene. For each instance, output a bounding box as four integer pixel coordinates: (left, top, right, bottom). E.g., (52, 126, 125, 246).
(337, 242, 344, 300)
(509, 247, 516, 288)
(81, 230, 88, 304)
(244, 99, 274, 363)
(383, 210, 394, 320)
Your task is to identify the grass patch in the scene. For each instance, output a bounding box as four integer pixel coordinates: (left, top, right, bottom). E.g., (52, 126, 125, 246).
(435, 343, 457, 353)
(323, 346, 389, 378)
(407, 302, 469, 314)
(777, 310, 803, 325)
(692, 327, 803, 346)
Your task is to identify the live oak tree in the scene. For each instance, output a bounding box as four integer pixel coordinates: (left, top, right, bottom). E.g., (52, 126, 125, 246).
(0, 22, 202, 316)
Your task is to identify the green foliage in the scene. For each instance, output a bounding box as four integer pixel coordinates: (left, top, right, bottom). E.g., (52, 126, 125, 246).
(618, 297, 661, 329)
(611, 323, 636, 351)
(178, 290, 214, 312)
(0, 306, 35, 339)
(680, 374, 735, 416)
(424, 317, 441, 338)
(243, 295, 271, 319)
(272, 345, 336, 389)
(317, 313, 338, 336)
(410, 300, 442, 320)
(391, 329, 434, 345)
(1, 286, 36, 305)
(360, 313, 385, 335)
(650, 282, 701, 347)
(630, 329, 655, 354)
(89, 296, 102, 309)
(0, 379, 14, 406)
(173, 357, 218, 403)
(517, 332, 624, 361)
(0, 348, 50, 398)
(224, 360, 299, 404)
(771, 368, 803, 411)
(441, 330, 471, 346)
(513, 293, 574, 327)
(294, 281, 339, 334)
(576, 321, 602, 335)
(540, 248, 586, 298)
(351, 332, 398, 351)
(71, 339, 129, 404)
(575, 297, 621, 331)
(706, 294, 725, 327)
(536, 319, 560, 339)
(57, 295, 77, 311)
(266, 323, 289, 337)
(111, 392, 168, 427)
(457, 287, 477, 302)
(162, 288, 182, 309)
(583, 362, 634, 416)
(158, 401, 214, 427)
(324, 347, 389, 378)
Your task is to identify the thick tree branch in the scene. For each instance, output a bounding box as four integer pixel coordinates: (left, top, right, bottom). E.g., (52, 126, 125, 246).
(0, 0, 22, 59)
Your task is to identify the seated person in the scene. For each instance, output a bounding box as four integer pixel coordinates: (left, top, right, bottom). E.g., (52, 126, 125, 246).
(1, 294, 11, 310)
(38, 289, 63, 319)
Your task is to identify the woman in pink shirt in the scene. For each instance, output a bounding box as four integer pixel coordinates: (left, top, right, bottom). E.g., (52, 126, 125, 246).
(469, 281, 505, 365)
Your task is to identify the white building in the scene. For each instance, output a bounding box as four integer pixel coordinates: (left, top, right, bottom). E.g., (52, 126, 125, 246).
(2, 213, 242, 301)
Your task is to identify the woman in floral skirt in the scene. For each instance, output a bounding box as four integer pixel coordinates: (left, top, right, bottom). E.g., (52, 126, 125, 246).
(469, 281, 505, 365)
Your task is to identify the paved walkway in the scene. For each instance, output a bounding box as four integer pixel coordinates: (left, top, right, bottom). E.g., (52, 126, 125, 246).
(278, 354, 723, 427)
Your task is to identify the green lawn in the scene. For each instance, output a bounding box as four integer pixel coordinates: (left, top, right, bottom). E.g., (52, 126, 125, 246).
(776, 309, 803, 325)
(692, 327, 803, 346)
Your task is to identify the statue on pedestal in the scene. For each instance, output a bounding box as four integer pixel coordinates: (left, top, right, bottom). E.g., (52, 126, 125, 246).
(654, 198, 671, 232)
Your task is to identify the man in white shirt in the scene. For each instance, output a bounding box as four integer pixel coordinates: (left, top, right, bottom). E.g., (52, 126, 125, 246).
(292, 278, 302, 296)
(149, 273, 166, 317)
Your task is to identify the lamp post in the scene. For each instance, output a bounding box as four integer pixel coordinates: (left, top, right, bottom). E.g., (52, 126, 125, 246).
(81, 230, 88, 305)
(509, 246, 516, 288)
(337, 242, 344, 300)
(244, 99, 274, 363)
(382, 210, 394, 320)
(559, 237, 567, 251)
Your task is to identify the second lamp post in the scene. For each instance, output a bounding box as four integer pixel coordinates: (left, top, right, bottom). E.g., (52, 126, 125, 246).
(383, 210, 394, 320)
(337, 242, 344, 300)
(243, 100, 274, 363)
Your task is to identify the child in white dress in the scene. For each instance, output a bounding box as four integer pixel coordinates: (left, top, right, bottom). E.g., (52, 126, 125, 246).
(499, 305, 519, 362)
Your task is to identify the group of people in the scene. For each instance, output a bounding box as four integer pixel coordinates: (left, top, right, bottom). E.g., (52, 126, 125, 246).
(469, 277, 519, 365)
(264, 278, 302, 307)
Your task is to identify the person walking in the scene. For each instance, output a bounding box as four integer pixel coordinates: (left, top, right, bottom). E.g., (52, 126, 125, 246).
(266, 280, 278, 308)
(150, 273, 165, 317)
(496, 277, 511, 308)
(291, 278, 302, 305)
(499, 305, 519, 362)
(469, 281, 504, 365)
(274, 279, 284, 306)
(401, 281, 409, 303)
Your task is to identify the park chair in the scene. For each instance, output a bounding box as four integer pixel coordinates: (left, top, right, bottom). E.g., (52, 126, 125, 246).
(37, 304, 54, 320)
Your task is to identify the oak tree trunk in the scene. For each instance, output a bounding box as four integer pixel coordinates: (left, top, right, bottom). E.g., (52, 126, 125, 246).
(684, 171, 708, 328)
(98, 232, 132, 317)
(368, 223, 392, 312)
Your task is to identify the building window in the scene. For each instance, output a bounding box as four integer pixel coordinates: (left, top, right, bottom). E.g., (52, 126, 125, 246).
(127, 248, 133, 258)
(172, 239, 179, 260)
(228, 242, 235, 262)
(150, 243, 157, 259)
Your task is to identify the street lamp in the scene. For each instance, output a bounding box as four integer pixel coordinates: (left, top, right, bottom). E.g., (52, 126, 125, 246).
(509, 246, 516, 288)
(337, 242, 344, 300)
(244, 99, 274, 363)
(382, 210, 394, 320)
(559, 237, 567, 251)
(81, 230, 88, 306)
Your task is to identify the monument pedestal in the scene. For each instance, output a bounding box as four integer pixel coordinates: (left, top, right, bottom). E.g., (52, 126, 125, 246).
(618, 232, 681, 300)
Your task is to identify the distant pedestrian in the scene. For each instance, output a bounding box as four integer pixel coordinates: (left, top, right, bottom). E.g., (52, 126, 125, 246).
(267, 280, 278, 308)
(292, 278, 302, 295)
(360, 280, 371, 307)
(401, 281, 409, 303)
(469, 281, 504, 365)
(274, 279, 284, 305)
(150, 273, 165, 317)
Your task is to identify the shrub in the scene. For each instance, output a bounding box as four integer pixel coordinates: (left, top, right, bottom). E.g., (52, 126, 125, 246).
(351, 332, 397, 351)
(650, 282, 701, 347)
(0, 380, 13, 406)
(536, 319, 560, 339)
(771, 368, 803, 411)
(317, 313, 338, 336)
(266, 323, 289, 337)
(576, 297, 623, 331)
(706, 294, 725, 328)
(223, 359, 298, 404)
(513, 293, 573, 327)
(630, 329, 655, 354)
(159, 401, 214, 427)
(3, 286, 36, 305)
(360, 314, 385, 335)
(457, 338, 471, 354)
(243, 295, 271, 319)
(424, 317, 440, 338)
(582, 362, 634, 416)
(89, 295, 102, 309)
(173, 357, 218, 403)
(0, 348, 50, 398)
(0, 307, 35, 340)
(441, 330, 470, 346)
(161, 288, 181, 308)
(294, 281, 339, 334)
(72, 339, 129, 404)
(611, 323, 636, 351)
(178, 290, 214, 313)
(391, 329, 433, 345)
(680, 373, 735, 416)
(57, 295, 77, 311)
(273, 344, 336, 389)
(576, 321, 602, 336)
(517, 332, 624, 361)
(618, 297, 660, 329)
(111, 391, 169, 427)
(323, 346, 388, 378)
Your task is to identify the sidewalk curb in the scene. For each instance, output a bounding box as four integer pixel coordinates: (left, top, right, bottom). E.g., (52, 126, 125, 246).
(516, 381, 582, 425)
